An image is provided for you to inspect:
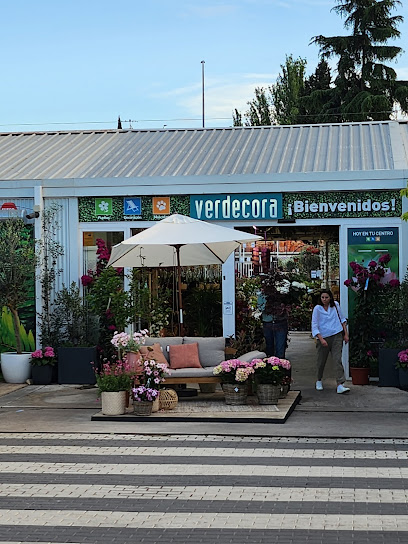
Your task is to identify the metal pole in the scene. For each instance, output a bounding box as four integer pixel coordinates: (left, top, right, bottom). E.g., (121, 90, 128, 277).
(201, 60, 205, 128)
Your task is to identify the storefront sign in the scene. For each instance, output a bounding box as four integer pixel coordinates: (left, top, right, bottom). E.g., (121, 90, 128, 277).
(152, 196, 170, 215)
(95, 198, 112, 216)
(190, 194, 282, 221)
(123, 197, 141, 216)
(284, 190, 401, 219)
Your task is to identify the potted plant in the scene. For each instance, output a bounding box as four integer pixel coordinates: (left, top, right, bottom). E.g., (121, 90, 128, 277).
(95, 358, 133, 415)
(252, 356, 291, 404)
(0, 218, 36, 383)
(213, 359, 254, 405)
(378, 271, 408, 387)
(138, 356, 170, 411)
(344, 255, 399, 385)
(395, 349, 408, 390)
(111, 329, 149, 373)
(132, 385, 159, 416)
(30, 346, 56, 385)
(47, 282, 99, 385)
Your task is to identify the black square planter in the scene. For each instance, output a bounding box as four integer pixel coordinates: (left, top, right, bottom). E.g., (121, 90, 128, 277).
(57, 346, 97, 385)
(378, 348, 400, 388)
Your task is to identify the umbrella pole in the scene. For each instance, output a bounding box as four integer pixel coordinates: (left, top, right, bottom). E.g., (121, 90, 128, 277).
(175, 245, 184, 336)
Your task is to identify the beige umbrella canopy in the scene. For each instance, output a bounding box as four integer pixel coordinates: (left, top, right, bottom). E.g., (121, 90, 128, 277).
(108, 214, 261, 333)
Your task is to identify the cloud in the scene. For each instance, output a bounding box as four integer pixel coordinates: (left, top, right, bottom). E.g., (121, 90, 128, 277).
(163, 74, 279, 123)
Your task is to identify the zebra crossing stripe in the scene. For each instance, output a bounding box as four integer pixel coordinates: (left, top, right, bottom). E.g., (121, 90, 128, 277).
(1, 444, 407, 458)
(0, 510, 408, 530)
(0, 461, 407, 478)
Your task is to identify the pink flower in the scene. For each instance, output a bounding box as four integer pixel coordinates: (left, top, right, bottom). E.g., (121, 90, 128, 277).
(389, 279, 400, 288)
(344, 279, 352, 287)
(31, 349, 43, 358)
(81, 274, 94, 287)
(368, 260, 377, 268)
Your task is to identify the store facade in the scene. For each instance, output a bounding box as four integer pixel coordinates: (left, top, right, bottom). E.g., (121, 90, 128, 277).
(0, 121, 407, 372)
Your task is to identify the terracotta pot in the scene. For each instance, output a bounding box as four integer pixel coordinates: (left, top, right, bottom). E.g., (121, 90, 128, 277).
(350, 366, 370, 385)
(125, 351, 143, 374)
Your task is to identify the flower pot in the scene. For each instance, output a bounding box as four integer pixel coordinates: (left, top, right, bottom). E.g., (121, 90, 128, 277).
(221, 383, 248, 405)
(350, 366, 370, 385)
(256, 383, 280, 405)
(125, 351, 143, 374)
(280, 384, 290, 399)
(31, 364, 53, 385)
(378, 348, 401, 388)
(152, 393, 160, 413)
(101, 391, 126, 415)
(134, 400, 153, 416)
(0, 352, 32, 383)
(57, 346, 97, 385)
(398, 369, 408, 391)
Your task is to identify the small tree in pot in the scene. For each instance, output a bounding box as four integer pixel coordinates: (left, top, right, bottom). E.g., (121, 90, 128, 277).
(0, 218, 36, 382)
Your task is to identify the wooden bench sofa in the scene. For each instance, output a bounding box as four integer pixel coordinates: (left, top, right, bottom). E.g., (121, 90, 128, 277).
(144, 336, 265, 386)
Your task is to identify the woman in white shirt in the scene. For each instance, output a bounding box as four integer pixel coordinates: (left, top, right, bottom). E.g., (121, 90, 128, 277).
(311, 289, 350, 394)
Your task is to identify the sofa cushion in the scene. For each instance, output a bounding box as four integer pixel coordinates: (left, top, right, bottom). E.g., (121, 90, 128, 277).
(183, 336, 225, 368)
(139, 343, 168, 365)
(169, 343, 202, 369)
(143, 337, 183, 363)
(239, 350, 267, 363)
(165, 366, 217, 378)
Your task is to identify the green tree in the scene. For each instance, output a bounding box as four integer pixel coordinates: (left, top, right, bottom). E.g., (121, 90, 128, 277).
(299, 59, 334, 123)
(233, 55, 307, 126)
(272, 55, 307, 125)
(312, 0, 408, 121)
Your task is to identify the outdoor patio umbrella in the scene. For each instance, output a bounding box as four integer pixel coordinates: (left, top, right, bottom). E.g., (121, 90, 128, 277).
(107, 213, 261, 333)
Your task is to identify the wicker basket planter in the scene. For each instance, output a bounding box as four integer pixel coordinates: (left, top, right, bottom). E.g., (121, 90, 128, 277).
(222, 382, 248, 405)
(101, 391, 127, 415)
(152, 393, 160, 413)
(256, 383, 280, 405)
(159, 389, 178, 410)
(279, 384, 290, 399)
(134, 400, 153, 416)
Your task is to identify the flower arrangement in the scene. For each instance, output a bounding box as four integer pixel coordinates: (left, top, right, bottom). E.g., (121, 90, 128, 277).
(396, 349, 408, 371)
(213, 359, 254, 384)
(252, 356, 291, 386)
(132, 385, 160, 403)
(30, 346, 56, 367)
(141, 357, 170, 390)
(111, 329, 149, 356)
(94, 358, 133, 393)
(344, 254, 400, 368)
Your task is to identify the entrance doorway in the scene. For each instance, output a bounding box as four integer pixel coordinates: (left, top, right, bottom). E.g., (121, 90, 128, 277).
(233, 225, 340, 352)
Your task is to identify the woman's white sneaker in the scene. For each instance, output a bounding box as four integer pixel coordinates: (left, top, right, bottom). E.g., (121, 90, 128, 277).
(316, 381, 323, 391)
(337, 384, 350, 394)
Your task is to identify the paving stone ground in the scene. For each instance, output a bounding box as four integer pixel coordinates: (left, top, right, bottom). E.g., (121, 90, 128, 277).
(0, 433, 408, 543)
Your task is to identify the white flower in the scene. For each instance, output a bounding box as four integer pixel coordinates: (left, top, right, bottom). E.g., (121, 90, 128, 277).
(98, 200, 110, 212)
(277, 279, 291, 294)
(292, 281, 306, 290)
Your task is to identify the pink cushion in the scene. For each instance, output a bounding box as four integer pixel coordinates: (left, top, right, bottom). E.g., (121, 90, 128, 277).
(139, 344, 168, 365)
(169, 343, 202, 369)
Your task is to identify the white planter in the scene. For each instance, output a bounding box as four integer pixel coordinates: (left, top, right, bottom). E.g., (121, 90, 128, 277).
(0, 352, 32, 383)
(101, 391, 126, 415)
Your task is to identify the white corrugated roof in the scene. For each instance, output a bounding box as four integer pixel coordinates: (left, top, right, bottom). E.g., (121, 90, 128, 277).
(0, 121, 405, 181)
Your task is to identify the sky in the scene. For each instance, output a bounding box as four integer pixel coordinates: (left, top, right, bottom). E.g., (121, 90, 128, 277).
(2, 0, 408, 132)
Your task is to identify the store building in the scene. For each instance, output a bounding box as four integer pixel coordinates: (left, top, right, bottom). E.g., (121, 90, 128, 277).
(1, 121, 407, 372)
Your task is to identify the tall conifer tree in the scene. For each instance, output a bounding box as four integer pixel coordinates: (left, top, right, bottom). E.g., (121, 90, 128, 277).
(312, 0, 408, 121)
